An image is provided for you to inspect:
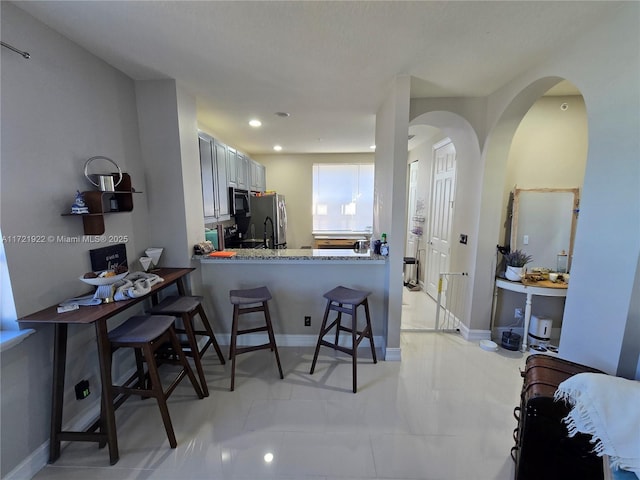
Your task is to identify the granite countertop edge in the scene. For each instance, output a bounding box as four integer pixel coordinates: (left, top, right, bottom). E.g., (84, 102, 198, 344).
(194, 248, 387, 262)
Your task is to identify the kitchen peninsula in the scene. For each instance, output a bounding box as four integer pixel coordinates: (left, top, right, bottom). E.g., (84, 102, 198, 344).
(196, 249, 389, 353)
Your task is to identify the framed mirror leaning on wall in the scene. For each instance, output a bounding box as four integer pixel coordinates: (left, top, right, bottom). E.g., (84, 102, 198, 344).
(511, 188, 580, 272)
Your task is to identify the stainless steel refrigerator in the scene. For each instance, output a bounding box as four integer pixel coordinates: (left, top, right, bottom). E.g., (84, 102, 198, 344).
(250, 194, 287, 248)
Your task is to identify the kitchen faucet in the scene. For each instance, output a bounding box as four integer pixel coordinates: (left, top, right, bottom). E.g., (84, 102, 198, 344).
(263, 216, 275, 249)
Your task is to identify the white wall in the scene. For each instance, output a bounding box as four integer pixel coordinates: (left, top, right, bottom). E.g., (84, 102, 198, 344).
(374, 75, 411, 356)
(0, 3, 149, 476)
(253, 153, 374, 249)
(505, 95, 588, 192)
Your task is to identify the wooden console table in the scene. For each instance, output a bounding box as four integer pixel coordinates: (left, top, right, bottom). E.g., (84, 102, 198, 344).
(493, 277, 568, 351)
(17, 267, 194, 465)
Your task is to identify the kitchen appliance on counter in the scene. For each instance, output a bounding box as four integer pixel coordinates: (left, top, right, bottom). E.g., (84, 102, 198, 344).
(250, 193, 287, 249)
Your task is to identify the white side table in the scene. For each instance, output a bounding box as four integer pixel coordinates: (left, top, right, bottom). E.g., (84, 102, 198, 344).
(494, 277, 568, 351)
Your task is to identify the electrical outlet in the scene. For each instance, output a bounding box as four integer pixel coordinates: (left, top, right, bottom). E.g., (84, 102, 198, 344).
(515, 308, 523, 319)
(304, 316, 311, 327)
(75, 380, 90, 400)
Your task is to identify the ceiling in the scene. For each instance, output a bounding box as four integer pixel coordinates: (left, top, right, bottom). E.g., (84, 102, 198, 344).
(14, 1, 612, 155)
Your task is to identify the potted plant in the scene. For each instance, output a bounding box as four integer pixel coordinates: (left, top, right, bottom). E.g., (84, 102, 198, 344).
(503, 249, 533, 282)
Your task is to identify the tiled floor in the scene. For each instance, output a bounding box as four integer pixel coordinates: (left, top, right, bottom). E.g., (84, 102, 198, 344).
(33, 326, 526, 479)
(401, 287, 438, 330)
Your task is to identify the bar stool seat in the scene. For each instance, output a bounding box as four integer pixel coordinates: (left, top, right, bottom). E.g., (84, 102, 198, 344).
(228, 286, 284, 391)
(108, 315, 203, 449)
(148, 295, 225, 397)
(309, 286, 377, 393)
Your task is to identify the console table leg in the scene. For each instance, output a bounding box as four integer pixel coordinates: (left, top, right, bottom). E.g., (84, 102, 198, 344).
(95, 320, 119, 465)
(49, 324, 67, 463)
(522, 293, 533, 352)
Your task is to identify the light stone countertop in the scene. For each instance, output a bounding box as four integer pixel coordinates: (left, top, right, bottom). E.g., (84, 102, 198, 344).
(196, 248, 386, 264)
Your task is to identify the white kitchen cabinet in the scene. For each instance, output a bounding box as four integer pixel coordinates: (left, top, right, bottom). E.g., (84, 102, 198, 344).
(236, 152, 249, 190)
(199, 132, 230, 221)
(250, 158, 266, 193)
(227, 146, 237, 187)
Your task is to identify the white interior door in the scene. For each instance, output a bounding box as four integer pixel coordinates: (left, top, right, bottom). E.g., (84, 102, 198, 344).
(406, 161, 419, 271)
(426, 139, 456, 299)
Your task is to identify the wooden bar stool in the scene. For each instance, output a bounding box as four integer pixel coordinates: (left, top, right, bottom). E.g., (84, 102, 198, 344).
(229, 286, 284, 391)
(108, 315, 203, 448)
(148, 295, 225, 397)
(309, 286, 377, 393)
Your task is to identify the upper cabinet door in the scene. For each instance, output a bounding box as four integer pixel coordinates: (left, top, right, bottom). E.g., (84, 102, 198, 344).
(214, 141, 230, 218)
(236, 152, 248, 190)
(250, 160, 266, 193)
(199, 135, 216, 218)
(227, 147, 237, 187)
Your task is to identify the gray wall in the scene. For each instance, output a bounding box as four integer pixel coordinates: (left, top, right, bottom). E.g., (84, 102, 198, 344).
(1, 3, 150, 476)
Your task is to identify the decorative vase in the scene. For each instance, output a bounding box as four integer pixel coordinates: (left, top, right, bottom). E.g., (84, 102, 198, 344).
(505, 266, 524, 282)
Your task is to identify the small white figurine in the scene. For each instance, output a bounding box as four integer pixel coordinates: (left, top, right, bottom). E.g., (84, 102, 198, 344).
(70, 190, 89, 214)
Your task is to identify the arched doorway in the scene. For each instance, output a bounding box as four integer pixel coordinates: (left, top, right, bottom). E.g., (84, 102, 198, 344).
(401, 112, 481, 331)
(472, 76, 588, 343)
(493, 80, 587, 349)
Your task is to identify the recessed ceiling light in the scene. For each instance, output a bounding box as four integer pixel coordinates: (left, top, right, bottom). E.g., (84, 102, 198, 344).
(249, 119, 262, 127)
(273, 145, 283, 151)
(274, 112, 290, 118)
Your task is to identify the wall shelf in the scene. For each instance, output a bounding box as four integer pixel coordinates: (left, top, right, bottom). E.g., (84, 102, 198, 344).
(61, 173, 140, 235)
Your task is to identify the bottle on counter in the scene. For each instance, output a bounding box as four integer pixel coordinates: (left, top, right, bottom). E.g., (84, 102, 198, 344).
(380, 233, 389, 256)
(373, 238, 382, 255)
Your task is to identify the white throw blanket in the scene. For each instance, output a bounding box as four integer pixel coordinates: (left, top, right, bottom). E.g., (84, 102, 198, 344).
(554, 372, 640, 475)
(112, 271, 164, 301)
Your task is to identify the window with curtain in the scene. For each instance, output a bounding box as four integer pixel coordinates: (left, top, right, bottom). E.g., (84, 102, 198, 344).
(312, 163, 374, 233)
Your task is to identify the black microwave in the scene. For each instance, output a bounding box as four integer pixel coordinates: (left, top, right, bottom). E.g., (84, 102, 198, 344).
(229, 187, 251, 217)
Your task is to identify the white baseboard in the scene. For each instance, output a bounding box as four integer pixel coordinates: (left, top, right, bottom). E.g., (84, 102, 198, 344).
(385, 347, 402, 361)
(4, 442, 49, 480)
(455, 321, 491, 341)
(4, 369, 134, 480)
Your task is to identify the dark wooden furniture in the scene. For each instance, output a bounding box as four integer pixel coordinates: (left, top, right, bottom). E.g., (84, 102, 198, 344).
(310, 285, 377, 393)
(228, 286, 283, 391)
(61, 173, 139, 235)
(513, 353, 605, 479)
(148, 295, 226, 396)
(108, 314, 203, 448)
(17, 267, 194, 465)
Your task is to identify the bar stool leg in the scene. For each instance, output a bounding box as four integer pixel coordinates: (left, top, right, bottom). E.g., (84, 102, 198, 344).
(263, 301, 284, 379)
(310, 300, 332, 374)
(142, 342, 177, 448)
(364, 299, 377, 363)
(334, 305, 342, 347)
(230, 305, 240, 391)
(180, 312, 209, 397)
(352, 307, 358, 393)
(195, 304, 226, 364)
(167, 326, 205, 399)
